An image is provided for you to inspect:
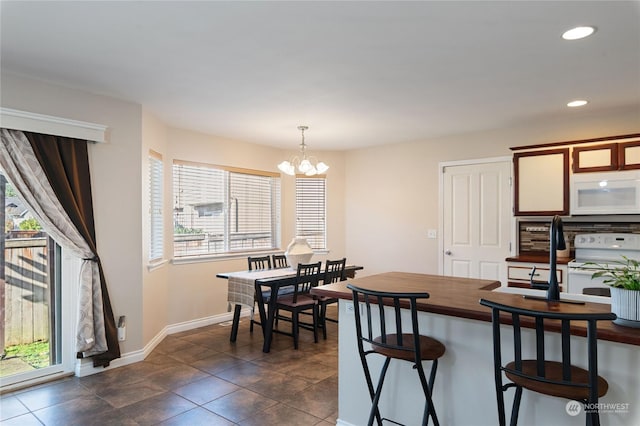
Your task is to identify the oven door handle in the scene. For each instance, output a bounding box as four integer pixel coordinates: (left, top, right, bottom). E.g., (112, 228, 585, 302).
(569, 267, 598, 276)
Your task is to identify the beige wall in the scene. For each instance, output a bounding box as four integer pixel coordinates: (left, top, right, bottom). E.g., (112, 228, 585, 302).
(141, 109, 170, 343)
(1, 72, 145, 355)
(344, 107, 640, 276)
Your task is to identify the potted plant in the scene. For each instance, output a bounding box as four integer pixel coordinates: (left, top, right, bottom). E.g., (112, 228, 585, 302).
(585, 256, 640, 328)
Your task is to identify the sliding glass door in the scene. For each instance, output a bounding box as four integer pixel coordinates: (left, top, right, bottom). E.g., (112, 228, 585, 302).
(0, 173, 73, 389)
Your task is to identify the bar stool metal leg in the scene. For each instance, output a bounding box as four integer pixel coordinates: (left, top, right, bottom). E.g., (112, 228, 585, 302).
(417, 359, 439, 426)
(368, 357, 391, 426)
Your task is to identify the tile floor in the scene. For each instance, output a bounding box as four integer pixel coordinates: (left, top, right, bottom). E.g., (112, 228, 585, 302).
(0, 310, 340, 426)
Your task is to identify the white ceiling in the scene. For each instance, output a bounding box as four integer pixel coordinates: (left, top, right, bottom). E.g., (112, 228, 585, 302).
(1, 1, 639, 150)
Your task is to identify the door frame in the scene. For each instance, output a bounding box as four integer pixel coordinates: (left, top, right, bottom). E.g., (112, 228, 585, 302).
(438, 156, 515, 276)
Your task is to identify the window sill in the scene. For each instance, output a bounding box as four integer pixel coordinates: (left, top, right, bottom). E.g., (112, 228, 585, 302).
(147, 259, 168, 271)
(172, 251, 282, 265)
(170, 249, 330, 265)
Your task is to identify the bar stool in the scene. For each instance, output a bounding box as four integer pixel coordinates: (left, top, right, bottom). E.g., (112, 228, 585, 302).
(479, 298, 616, 426)
(348, 284, 445, 426)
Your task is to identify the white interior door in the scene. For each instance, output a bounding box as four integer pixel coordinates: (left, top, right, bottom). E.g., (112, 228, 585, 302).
(442, 160, 512, 284)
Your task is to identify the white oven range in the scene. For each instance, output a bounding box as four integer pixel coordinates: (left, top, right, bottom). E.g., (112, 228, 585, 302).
(567, 233, 640, 296)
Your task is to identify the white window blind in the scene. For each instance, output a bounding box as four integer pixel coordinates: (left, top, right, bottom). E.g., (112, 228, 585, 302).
(296, 176, 326, 250)
(149, 151, 164, 262)
(173, 160, 281, 257)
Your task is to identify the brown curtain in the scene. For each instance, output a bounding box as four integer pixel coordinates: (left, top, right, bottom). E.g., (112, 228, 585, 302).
(24, 131, 120, 367)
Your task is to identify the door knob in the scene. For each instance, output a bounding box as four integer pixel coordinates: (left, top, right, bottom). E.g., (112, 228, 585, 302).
(445, 250, 452, 255)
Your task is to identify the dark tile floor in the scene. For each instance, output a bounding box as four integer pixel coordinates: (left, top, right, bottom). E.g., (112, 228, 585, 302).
(0, 310, 340, 426)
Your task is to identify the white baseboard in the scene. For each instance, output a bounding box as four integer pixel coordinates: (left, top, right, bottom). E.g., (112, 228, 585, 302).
(336, 419, 356, 426)
(75, 307, 251, 377)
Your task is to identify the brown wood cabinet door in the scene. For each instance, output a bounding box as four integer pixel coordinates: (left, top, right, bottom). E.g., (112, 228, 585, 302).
(513, 148, 569, 216)
(619, 141, 640, 170)
(572, 143, 618, 173)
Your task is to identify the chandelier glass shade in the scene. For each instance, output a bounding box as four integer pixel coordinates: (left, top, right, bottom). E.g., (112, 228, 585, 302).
(278, 126, 329, 176)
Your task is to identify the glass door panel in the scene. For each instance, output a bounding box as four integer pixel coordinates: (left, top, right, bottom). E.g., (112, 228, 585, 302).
(1, 173, 66, 388)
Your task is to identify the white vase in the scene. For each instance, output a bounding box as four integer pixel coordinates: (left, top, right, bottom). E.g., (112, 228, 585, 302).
(610, 287, 640, 328)
(285, 237, 313, 270)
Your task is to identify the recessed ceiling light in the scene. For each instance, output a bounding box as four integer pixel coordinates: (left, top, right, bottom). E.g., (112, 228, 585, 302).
(562, 26, 596, 40)
(567, 100, 588, 107)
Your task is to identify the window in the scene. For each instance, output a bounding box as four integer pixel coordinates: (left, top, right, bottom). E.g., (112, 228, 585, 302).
(296, 176, 326, 250)
(173, 160, 281, 258)
(148, 151, 164, 262)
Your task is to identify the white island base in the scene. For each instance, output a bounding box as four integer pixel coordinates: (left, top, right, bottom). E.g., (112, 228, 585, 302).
(336, 299, 639, 426)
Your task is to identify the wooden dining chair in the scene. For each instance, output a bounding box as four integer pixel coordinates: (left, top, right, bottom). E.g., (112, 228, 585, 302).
(247, 256, 272, 332)
(274, 261, 321, 349)
(272, 254, 288, 268)
(316, 257, 346, 339)
(248, 255, 272, 271)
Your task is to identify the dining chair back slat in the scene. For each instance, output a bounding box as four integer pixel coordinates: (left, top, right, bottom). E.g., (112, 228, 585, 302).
(248, 255, 272, 271)
(272, 254, 288, 268)
(324, 257, 347, 284)
(292, 261, 322, 303)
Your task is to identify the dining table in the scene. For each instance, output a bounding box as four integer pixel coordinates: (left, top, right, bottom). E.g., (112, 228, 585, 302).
(217, 264, 363, 352)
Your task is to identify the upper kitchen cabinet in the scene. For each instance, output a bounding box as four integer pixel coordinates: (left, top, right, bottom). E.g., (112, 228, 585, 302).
(619, 141, 640, 170)
(573, 138, 640, 172)
(513, 148, 570, 216)
(572, 143, 618, 173)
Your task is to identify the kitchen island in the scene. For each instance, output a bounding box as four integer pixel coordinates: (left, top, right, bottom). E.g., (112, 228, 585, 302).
(311, 272, 639, 426)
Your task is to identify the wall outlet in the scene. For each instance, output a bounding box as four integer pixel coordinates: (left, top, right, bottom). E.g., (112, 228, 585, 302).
(117, 315, 126, 341)
(345, 302, 355, 315)
(427, 229, 437, 239)
(345, 302, 361, 316)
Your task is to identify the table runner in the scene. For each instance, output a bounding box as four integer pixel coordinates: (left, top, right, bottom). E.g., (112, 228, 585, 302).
(226, 268, 296, 307)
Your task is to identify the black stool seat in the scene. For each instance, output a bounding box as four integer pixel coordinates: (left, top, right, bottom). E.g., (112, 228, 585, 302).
(373, 334, 445, 362)
(505, 360, 608, 401)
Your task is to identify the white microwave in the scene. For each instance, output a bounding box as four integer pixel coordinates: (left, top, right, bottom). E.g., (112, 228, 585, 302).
(570, 170, 640, 215)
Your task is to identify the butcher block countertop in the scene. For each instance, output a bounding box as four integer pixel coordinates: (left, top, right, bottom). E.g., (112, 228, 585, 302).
(311, 272, 640, 346)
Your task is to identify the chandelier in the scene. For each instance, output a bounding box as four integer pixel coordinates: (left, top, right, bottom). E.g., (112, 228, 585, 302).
(277, 126, 329, 176)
